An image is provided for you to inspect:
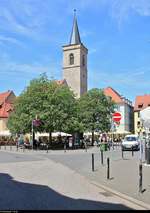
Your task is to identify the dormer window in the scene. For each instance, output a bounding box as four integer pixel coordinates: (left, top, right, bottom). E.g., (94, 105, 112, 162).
(69, 53, 74, 65)
(138, 104, 143, 108)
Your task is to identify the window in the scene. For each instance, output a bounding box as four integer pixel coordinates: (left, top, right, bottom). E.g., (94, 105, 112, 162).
(69, 53, 74, 65)
(82, 55, 85, 66)
(117, 105, 120, 112)
(124, 136, 137, 142)
(137, 121, 140, 126)
(138, 104, 143, 108)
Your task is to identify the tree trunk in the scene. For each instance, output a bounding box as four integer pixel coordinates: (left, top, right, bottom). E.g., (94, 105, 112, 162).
(49, 131, 52, 145)
(92, 131, 94, 146)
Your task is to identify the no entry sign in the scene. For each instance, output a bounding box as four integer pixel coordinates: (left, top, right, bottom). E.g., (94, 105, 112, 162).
(113, 112, 121, 122)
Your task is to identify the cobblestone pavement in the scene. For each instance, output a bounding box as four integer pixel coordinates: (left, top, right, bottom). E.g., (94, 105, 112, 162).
(0, 145, 150, 210)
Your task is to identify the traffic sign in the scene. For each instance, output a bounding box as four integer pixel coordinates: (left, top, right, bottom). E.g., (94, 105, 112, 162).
(113, 112, 121, 122)
(34, 120, 39, 126)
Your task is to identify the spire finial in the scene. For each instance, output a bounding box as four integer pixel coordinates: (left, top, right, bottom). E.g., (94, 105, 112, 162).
(69, 9, 81, 45)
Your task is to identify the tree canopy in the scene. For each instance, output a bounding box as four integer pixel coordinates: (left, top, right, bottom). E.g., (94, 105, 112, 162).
(78, 88, 116, 144)
(8, 73, 116, 145)
(8, 73, 78, 143)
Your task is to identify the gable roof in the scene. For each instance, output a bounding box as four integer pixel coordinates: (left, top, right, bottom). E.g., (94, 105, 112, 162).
(0, 90, 12, 105)
(104, 86, 132, 106)
(134, 95, 150, 111)
(0, 90, 15, 118)
(104, 86, 124, 103)
(56, 79, 65, 85)
(56, 79, 68, 87)
(0, 102, 13, 118)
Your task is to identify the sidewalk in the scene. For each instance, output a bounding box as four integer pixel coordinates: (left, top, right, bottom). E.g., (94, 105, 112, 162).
(0, 155, 146, 210)
(0, 146, 150, 210)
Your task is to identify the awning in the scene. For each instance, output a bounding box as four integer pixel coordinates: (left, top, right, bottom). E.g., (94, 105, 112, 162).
(0, 130, 11, 136)
(36, 132, 72, 137)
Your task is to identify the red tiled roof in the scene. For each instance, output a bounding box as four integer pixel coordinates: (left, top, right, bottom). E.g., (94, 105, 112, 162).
(56, 79, 65, 85)
(0, 90, 12, 104)
(0, 90, 15, 118)
(104, 86, 124, 103)
(134, 95, 150, 111)
(0, 102, 13, 118)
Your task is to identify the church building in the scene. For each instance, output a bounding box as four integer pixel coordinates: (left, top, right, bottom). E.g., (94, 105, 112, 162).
(60, 10, 88, 98)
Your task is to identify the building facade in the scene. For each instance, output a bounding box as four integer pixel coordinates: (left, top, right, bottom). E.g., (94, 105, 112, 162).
(104, 86, 134, 135)
(0, 90, 16, 134)
(134, 95, 150, 136)
(62, 10, 88, 98)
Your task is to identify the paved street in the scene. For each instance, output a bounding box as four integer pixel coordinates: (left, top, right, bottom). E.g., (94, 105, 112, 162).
(0, 145, 150, 210)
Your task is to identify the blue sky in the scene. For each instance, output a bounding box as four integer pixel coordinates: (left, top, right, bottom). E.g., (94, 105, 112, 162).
(0, 0, 150, 105)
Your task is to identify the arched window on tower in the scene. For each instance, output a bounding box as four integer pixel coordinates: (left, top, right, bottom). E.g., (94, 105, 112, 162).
(82, 55, 85, 66)
(69, 53, 74, 65)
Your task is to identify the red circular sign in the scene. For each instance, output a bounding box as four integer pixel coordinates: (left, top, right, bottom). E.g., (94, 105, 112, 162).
(113, 112, 121, 122)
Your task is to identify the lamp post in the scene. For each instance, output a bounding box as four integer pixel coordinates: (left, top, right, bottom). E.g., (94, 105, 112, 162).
(137, 123, 143, 163)
(111, 119, 114, 150)
(137, 123, 143, 193)
(31, 120, 34, 151)
(145, 127, 149, 161)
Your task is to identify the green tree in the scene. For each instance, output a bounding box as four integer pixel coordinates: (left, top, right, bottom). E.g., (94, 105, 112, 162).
(78, 88, 116, 145)
(8, 73, 78, 144)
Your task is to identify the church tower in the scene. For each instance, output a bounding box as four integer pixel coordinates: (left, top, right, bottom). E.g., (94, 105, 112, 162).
(62, 9, 88, 98)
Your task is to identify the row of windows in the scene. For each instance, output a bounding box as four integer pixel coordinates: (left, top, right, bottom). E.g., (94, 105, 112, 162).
(69, 53, 85, 66)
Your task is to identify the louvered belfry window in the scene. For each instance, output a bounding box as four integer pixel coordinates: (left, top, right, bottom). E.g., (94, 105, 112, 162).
(69, 53, 74, 65)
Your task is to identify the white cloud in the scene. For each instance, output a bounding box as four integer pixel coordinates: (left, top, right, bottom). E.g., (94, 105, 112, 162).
(0, 54, 61, 80)
(0, 35, 23, 46)
(109, 0, 150, 26)
(89, 65, 150, 90)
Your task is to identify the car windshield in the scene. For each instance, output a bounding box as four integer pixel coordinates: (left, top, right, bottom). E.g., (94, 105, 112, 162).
(124, 137, 137, 142)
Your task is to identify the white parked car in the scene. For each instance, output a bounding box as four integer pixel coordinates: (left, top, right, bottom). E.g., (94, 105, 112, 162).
(122, 134, 139, 151)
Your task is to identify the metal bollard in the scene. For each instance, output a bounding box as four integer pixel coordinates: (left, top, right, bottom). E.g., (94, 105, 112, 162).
(107, 157, 110, 179)
(0, 145, 1, 150)
(10, 145, 12, 151)
(23, 146, 24, 152)
(16, 144, 18, 151)
(92, 153, 94, 172)
(122, 147, 124, 159)
(145, 146, 147, 161)
(139, 163, 143, 193)
(46, 144, 48, 153)
(132, 146, 134, 157)
(5, 144, 6, 150)
(64, 144, 66, 153)
(101, 150, 103, 165)
(85, 143, 87, 152)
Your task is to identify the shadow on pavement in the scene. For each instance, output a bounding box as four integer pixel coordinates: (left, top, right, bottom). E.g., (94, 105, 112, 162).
(0, 173, 132, 210)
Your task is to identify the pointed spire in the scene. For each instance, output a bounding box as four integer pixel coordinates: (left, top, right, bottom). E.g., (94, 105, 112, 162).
(70, 9, 81, 45)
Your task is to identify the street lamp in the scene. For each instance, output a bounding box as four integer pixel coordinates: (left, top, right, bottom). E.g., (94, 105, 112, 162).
(137, 122, 143, 193)
(137, 122, 143, 163)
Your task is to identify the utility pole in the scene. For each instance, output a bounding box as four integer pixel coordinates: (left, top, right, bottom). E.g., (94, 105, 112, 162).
(111, 119, 114, 150)
(32, 120, 34, 151)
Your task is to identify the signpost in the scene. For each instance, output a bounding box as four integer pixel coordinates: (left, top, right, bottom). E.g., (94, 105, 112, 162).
(112, 112, 122, 149)
(31, 115, 40, 151)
